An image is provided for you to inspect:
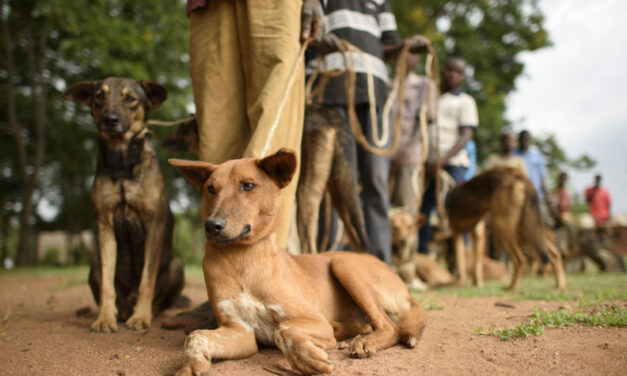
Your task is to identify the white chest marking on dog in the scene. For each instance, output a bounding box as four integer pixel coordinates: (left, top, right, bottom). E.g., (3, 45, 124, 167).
(217, 292, 287, 345)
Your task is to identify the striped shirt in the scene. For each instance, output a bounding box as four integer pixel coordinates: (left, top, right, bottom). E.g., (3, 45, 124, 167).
(307, 0, 402, 109)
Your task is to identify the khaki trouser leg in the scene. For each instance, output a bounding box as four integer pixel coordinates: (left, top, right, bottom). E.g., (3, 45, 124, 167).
(190, 1, 249, 164)
(190, 0, 304, 249)
(236, 0, 304, 249)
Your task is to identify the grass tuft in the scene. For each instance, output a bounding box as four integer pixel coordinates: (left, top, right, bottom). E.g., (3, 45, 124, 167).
(476, 304, 627, 340)
(435, 272, 627, 306)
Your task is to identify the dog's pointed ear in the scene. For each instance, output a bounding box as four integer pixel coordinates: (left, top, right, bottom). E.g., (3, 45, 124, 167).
(64, 81, 94, 106)
(257, 148, 297, 189)
(140, 81, 168, 109)
(168, 159, 215, 191)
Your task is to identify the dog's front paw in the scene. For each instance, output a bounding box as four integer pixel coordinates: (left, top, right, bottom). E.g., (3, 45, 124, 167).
(175, 361, 211, 376)
(126, 311, 152, 330)
(177, 331, 212, 376)
(274, 327, 334, 375)
(90, 312, 118, 333)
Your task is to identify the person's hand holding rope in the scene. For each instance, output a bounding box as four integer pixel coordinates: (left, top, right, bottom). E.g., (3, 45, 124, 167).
(406, 34, 431, 54)
(314, 33, 346, 54)
(301, 0, 325, 43)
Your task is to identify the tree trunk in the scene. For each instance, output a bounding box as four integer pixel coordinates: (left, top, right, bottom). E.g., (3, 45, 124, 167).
(0, 216, 10, 264)
(2, 4, 47, 265)
(16, 193, 37, 265)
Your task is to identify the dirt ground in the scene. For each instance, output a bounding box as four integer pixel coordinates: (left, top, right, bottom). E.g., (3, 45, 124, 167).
(0, 270, 625, 376)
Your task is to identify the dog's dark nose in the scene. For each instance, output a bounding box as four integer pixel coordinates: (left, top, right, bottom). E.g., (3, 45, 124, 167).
(205, 218, 226, 234)
(101, 112, 120, 128)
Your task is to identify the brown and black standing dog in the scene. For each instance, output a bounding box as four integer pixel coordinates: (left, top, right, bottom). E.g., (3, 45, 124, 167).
(446, 167, 566, 290)
(168, 148, 426, 376)
(297, 104, 369, 253)
(64, 77, 184, 332)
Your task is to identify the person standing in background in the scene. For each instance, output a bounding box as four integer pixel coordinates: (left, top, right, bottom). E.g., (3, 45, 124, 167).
(484, 130, 528, 174)
(389, 51, 436, 212)
(418, 56, 479, 254)
(585, 174, 612, 226)
(550, 171, 572, 225)
(308, 0, 430, 264)
(515, 130, 554, 224)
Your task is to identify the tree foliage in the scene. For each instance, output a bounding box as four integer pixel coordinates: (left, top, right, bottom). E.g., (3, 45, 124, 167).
(0, 0, 597, 264)
(0, 0, 194, 264)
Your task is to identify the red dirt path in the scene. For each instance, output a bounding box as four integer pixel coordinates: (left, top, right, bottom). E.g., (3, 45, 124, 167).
(0, 271, 625, 376)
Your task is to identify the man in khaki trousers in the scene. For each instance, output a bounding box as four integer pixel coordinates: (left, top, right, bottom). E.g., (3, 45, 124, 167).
(187, 0, 323, 248)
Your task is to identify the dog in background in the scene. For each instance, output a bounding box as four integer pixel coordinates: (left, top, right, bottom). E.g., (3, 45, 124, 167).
(161, 116, 198, 155)
(297, 104, 369, 253)
(446, 167, 566, 290)
(64, 77, 185, 332)
(169, 148, 426, 376)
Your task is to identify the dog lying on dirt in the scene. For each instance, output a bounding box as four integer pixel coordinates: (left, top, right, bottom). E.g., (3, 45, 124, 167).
(64, 78, 184, 332)
(446, 167, 566, 290)
(168, 148, 426, 375)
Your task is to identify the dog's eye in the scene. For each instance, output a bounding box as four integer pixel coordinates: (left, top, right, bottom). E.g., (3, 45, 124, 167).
(241, 182, 255, 192)
(125, 95, 137, 103)
(94, 92, 104, 101)
(207, 185, 216, 195)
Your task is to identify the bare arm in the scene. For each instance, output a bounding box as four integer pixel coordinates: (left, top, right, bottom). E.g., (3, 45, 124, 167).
(384, 35, 430, 60)
(441, 127, 474, 166)
(426, 127, 473, 177)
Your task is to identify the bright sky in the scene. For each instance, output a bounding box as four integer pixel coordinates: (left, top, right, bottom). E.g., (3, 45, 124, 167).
(506, 0, 627, 214)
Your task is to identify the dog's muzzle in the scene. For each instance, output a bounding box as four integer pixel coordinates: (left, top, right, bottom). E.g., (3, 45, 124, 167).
(204, 218, 251, 244)
(99, 112, 125, 135)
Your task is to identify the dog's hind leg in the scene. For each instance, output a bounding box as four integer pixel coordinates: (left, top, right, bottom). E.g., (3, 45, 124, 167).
(495, 231, 526, 291)
(453, 232, 467, 287)
(471, 220, 486, 288)
(297, 127, 336, 253)
(544, 236, 567, 290)
(332, 319, 373, 341)
(327, 129, 369, 251)
(396, 296, 427, 348)
(330, 256, 403, 358)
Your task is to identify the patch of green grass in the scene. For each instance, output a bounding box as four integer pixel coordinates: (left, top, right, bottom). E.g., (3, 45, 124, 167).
(0, 265, 89, 279)
(0, 265, 90, 291)
(185, 264, 205, 279)
(476, 304, 627, 340)
(434, 272, 627, 306)
(411, 292, 445, 311)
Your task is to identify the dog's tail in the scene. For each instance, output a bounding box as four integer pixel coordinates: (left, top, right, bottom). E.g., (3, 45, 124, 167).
(328, 118, 370, 251)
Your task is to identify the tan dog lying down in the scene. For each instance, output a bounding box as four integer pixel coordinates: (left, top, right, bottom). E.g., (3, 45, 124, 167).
(169, 149, 426, 375)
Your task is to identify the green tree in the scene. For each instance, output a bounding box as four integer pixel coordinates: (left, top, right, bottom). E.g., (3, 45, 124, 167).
(534, 133, 596, 186)
(0, 0, 191, 264)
